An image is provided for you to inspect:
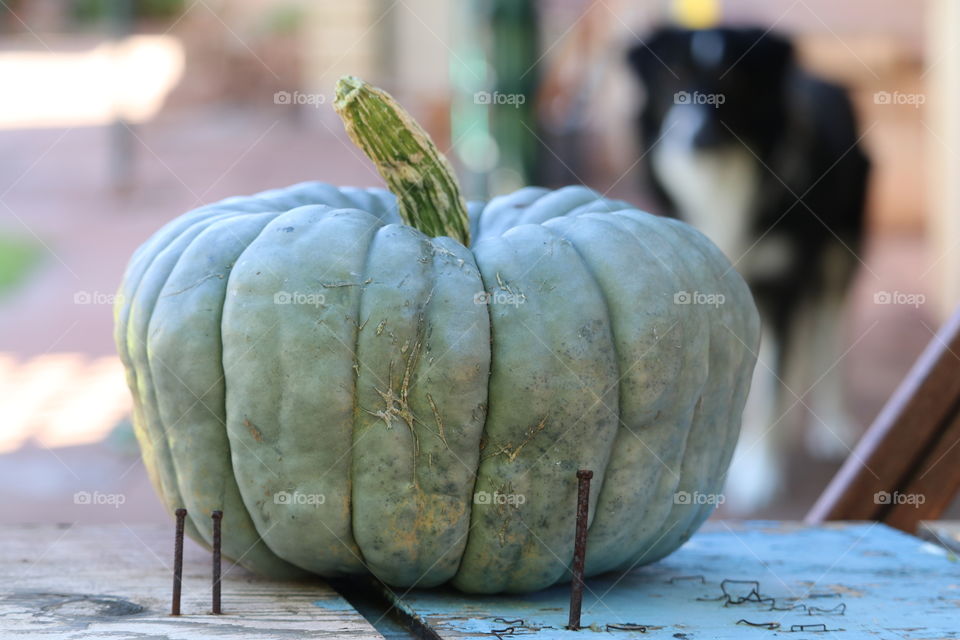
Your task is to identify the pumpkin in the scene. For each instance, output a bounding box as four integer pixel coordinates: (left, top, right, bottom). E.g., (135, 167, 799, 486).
(115, 76, 759, 594)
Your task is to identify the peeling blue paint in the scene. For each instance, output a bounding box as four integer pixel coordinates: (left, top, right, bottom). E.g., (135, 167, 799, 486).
(383, 521, 960, 639)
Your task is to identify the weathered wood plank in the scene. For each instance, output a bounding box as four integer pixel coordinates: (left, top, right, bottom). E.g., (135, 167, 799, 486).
(380, 521, 959, 639)
(1, 524, 383, 639)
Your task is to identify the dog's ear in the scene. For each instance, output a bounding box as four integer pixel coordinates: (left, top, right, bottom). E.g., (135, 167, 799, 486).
(739, 28, 795, 75)
(626, 27, 681, 82)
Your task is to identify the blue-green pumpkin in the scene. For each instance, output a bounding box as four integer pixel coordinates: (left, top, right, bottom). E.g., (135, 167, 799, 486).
(115, 76, 759, 593)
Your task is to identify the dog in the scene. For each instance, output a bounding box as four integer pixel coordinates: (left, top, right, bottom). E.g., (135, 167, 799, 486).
(627, 26, 869, 512)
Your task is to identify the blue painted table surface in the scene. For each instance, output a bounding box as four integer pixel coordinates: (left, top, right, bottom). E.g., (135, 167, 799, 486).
(386, 521, 959, 639)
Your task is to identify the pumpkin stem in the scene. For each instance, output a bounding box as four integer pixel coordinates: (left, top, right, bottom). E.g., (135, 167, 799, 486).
(334, 75, 471, 245)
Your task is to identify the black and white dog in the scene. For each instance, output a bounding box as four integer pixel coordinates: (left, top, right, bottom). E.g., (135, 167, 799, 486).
(628, 27, 869, 512)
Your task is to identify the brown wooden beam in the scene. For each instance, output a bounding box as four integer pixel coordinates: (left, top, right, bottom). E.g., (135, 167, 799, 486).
(807, 306, 960, 528)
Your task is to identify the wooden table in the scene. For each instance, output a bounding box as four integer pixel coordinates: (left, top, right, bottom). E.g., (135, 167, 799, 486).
(1, 524, 382, 639)
(3, 522, 958, 638)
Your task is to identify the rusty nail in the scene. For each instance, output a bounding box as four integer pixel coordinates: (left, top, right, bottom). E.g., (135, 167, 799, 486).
(171, 508, 187, 616)
(568, 469, 593, 630)
(212, 510, 223, 614)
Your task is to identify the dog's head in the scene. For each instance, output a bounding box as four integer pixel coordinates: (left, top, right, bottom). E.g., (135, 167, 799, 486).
(628, 27, 794, 155)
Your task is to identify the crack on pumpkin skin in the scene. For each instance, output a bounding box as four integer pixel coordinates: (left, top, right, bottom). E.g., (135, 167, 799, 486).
(160, 272, 224, 297)
(533, 278, 556, 294)
(493, 482, 523, 546)
(426, 393, 447, 446)
(495, 512, 511, 546)
(483, 416, 548, 463)
(363, 313, 428, 486)
(430, 243, 465, 268)
(494, 271, 523, 298)
(319, 277, 372, 288)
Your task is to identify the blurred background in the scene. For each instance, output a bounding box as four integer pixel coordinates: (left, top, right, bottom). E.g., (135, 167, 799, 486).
(0, 0, 957, 524)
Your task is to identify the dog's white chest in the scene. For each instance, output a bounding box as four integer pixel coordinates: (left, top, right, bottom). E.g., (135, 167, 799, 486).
(652, 110, 761, 266)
